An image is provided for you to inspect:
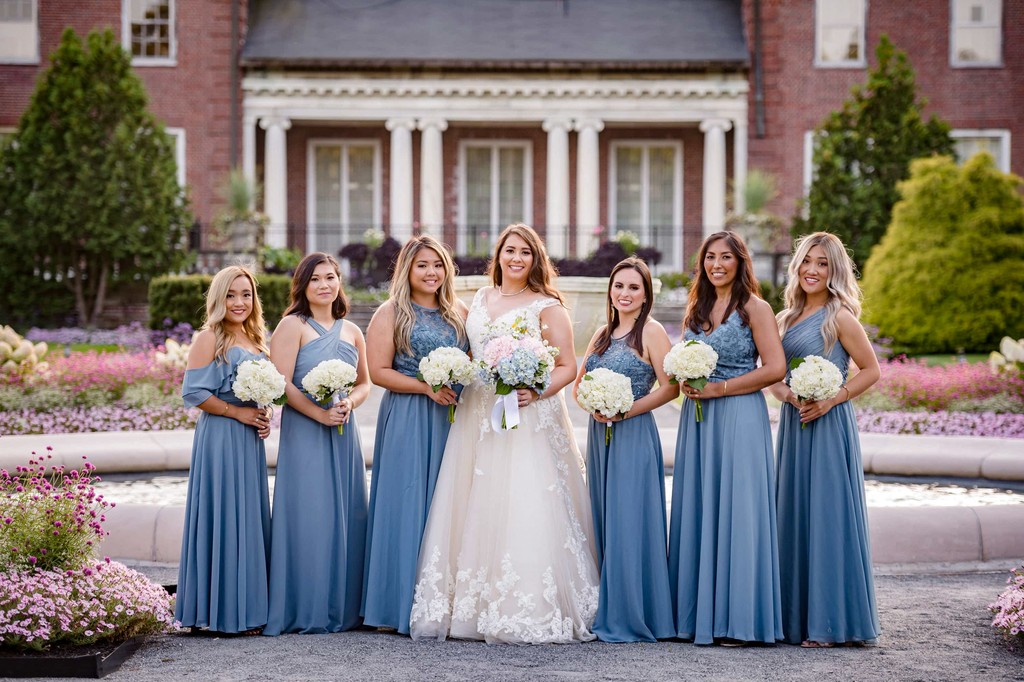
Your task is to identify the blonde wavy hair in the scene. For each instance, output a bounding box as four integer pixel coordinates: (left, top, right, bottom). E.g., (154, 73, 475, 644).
(203, 265, 268, 362)
(777, 232, 862, 353)
(486, 223, 565, 305)
(389, 235, 467, 356)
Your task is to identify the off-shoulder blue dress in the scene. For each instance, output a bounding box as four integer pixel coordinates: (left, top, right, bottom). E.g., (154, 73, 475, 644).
(176, 345, 271, 633)
(775, 308, 879, 645)
(264, 318, 368, 635)
(584, 337, 675, 642)
(668, 310, 783, 644)
(362, 302, 468, 633)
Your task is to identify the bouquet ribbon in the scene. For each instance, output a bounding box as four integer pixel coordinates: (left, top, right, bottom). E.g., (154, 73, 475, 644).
(491, 393, 521, 431)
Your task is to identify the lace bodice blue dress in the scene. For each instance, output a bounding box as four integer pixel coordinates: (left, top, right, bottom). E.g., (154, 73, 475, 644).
(362, 302, 469, 633)
(775, 308, 879, 644)
(176, 345, 271, 633)
(667, 310, 784, 644)
(264, 317, 368, 635)
(583, 336, 675, 642)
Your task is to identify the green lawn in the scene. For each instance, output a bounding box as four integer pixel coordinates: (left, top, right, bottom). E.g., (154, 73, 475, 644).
(911, 353, 987, 366)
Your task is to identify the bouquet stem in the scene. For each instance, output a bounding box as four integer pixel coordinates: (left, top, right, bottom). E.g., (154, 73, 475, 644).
(694, 397, 704, 423)
(448, 404, 456, 424)
(605, 424, 612, 445)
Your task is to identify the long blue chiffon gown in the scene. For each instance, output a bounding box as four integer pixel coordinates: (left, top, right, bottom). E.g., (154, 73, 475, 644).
(362, 302, 468, 633)
(775, 308, 879, 645)
(584, 337, 675, 642)
(264, 318, 368, 635)
(668, 310, 784, 645)
(177, 346, 271, 633)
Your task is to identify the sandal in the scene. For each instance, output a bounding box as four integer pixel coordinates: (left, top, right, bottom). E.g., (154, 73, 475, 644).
(801, 640, 836, 648)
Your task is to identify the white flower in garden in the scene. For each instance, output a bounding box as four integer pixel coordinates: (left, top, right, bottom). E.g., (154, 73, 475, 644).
(231, 358, 286, 409)
(154, 338, 189, 370)
(788, 355, 844, 402)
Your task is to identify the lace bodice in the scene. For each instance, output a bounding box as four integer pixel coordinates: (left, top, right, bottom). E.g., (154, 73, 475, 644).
(684, 310, 758, 381)
(393, 302, 470, 377)
(584, 337, 656, 401)
(466, 288, 560, 356)
(781, 308, 850, 382)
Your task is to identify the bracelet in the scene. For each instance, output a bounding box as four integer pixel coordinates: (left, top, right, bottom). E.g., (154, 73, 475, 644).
(220, 403, 230, 417)
(841, 386, 851, 402)
(723, 380, 728, 397)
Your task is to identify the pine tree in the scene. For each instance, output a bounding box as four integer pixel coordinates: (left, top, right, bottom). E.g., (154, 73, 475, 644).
(0, 28, 191, 328)
(793, 35, 953, 268)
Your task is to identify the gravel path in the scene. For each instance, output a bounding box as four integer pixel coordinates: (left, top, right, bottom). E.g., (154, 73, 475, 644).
(84, 569, 1021, 681)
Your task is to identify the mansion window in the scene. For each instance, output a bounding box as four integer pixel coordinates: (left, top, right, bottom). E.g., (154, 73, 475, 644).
(608, 142, 682, 271)
(309, 141, 382, 256)
(952, 130, 1010, 172)
(123, 0, 175, 65)
(165, 127, 186, 192)
(951, 0, 1002, 67)
(815, 0, 866, 68)
(458, 141, 532, 256)
(0, 0, 38, 63)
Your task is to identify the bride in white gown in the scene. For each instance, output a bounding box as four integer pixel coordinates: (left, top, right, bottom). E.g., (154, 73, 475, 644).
(409, 223, 600, 644)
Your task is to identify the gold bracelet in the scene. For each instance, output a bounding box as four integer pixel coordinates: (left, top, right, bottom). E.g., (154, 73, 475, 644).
(723, 380, 728, 397)
(221, 403, 230, 416)
(841, 386, 851, 402)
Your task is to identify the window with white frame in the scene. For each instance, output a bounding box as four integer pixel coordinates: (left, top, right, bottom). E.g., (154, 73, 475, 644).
(952, 130, 1011, 172)
(0, 127, 16, 149)
(458, 141, 532, 256)
(951, 0, 1002, 67)
(308, 140, 381, 257)
(815, 0, 866, 67)
(164, 127, 186, 192)
(609, 141, 682, 270)
(0, 0, 38, 64)
(123, 0, 175, 65)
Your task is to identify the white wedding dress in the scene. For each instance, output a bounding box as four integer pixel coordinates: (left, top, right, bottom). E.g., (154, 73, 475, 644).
(409, 290, 600, 644)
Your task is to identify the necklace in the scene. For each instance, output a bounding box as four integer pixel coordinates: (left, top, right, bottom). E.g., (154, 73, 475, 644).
(499, 284, 529, 297)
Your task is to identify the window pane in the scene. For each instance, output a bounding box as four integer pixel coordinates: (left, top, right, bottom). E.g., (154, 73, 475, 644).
(497, 147, 524, 227)
(465, 147, 492, 237)
(954, 136, 1006, 170)
(347, 145, 374, 230)
(818, 0, 862, 24)
(615, 147, 642, 228)
(315, 146, 342, 227)
(820, 26, 860, 62)
(955, 27, 1001, 63)
(129, 0, 172, 59)
(648, 147, 675, 256)
(954, 0, 1001, 23)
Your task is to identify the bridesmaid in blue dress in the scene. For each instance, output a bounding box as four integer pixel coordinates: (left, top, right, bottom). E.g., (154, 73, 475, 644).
(769, 232, 881, 647)
(177, 265, 273, 635)
(264, 253, 372, 635)
(362, 235, 469, 633)
(668, 231, 787, 646)
(573, 257, 678, 642)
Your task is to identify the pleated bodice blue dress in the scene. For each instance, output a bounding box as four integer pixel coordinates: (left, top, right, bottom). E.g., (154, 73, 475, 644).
(584, 337, 675, 642)
(362, 302, 468, 633)
(775, 308, 879, 645)
(668, 310, 783, 644)
(264, 317, 368, 635)
(176, 345, 271, 633)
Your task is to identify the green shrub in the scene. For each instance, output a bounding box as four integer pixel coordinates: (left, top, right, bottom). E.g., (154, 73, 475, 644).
(759, 280, 785, 314)
(862, 154, 1024, 354)
(148, 274, 292, 330)
(122, 383, 183, 409)
(657, 272, 691, 290)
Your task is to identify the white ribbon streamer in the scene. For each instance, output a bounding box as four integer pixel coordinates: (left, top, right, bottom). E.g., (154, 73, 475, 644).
(490, 392, 520, 430)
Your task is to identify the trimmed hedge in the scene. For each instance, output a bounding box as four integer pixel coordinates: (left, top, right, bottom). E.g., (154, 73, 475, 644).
(148, 274, 292, 330)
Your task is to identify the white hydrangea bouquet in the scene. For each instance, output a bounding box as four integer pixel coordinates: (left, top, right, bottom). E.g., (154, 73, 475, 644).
(663, 339, 719, 423)
(232, 358, 287, 413)
(417, 347, 476, 423)
(788, 355, 844, 429)
(577, 367, 635, 445)
(479, 315, 559, 430)
(302, 359, 358, 434)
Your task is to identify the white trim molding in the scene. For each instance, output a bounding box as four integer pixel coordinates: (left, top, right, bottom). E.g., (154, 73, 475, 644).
(951, 129, 1011, 172)
(0, 0, 39, 64)
(814, 0, 867, 69)
(164, 126, 186, 191)
(122, 0, 177, 67)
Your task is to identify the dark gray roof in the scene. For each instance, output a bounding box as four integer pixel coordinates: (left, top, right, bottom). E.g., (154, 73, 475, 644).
(242, 0, 749, 70)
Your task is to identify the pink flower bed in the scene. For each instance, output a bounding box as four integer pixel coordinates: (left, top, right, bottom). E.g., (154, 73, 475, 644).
(0, 406, 197, 435)
(856, 409, 1024, 439)
(873, 359, 1024, 411)
(42, 351, 183, 396)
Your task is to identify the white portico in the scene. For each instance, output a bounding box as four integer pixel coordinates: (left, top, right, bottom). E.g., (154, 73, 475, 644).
(243, 72, 748, 264)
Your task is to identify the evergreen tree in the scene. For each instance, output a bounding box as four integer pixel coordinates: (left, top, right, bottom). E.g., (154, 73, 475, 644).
(793, 35, 953, 268)
(0, 28, 191, 328)
(861, 154, 1024, 354)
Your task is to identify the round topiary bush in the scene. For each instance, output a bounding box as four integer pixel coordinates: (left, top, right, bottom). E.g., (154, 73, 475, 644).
(861, 154, 1024, 354)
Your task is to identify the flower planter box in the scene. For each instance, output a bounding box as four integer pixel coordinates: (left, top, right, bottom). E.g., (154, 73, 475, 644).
(0, 636, 144, 679)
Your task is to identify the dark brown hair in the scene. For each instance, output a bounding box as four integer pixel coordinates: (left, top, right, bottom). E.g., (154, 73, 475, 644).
(283, 252, 349, 320)
(683, 231, 760, 334)
(486, 223, 565, 305)
(594, 257, 654, 357)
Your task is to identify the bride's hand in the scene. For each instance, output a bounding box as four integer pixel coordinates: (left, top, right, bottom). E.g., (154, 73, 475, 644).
(515, 388, 539, 408)
(424, 384, 458, 406)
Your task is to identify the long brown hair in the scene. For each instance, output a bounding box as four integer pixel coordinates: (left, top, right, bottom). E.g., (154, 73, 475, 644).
(594, 257, 654, 357)
(203, 265, 268, 362)
(389, 235, 467, 356)
(684, 231, 761, 334)
(283, 252, 349, 320)
(486, 223, 565, 305)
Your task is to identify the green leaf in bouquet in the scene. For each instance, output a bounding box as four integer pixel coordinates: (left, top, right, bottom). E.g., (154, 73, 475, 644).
(689, 377, 709, 391)
(789, 357, 806, 370)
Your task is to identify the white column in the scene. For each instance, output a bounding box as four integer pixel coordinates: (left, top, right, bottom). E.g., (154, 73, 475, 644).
(574, 118, 604, 257)
(417, 117, 447, 238)
(386, 118, 416, 243)
(242, 114, 257, 208)
(700, 118, 732, 238)
(542, 117, 571, 258)
(733, 117, 748, 215)
(260, 116, 291, 248)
